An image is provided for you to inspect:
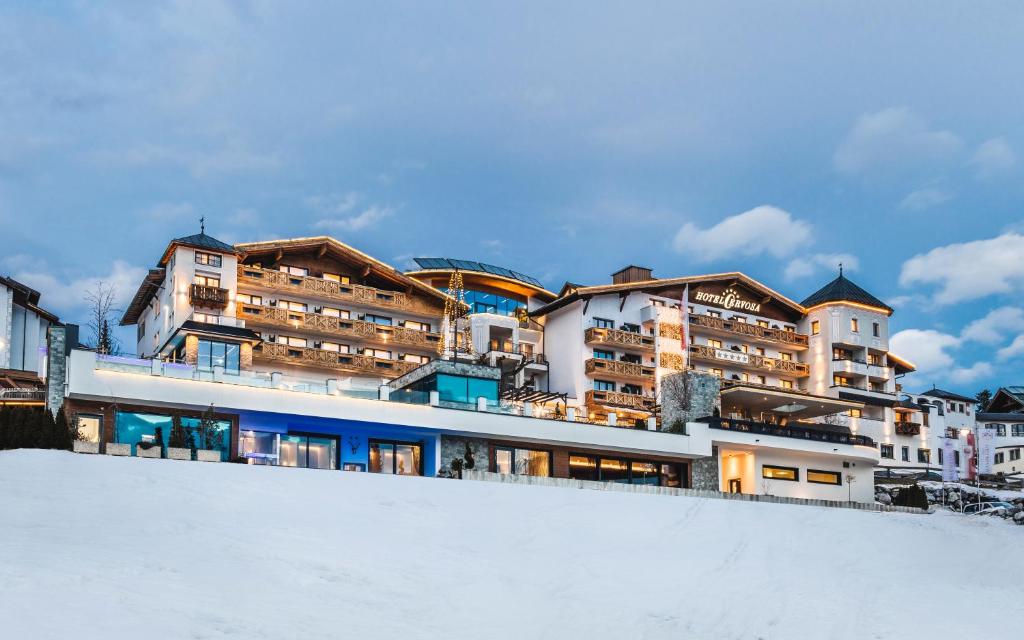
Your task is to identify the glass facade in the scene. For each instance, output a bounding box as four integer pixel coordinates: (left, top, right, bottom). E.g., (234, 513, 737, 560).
(569, 453, 687, 487)
(436, 374, 499, 405)
(369, 440, 422, 476)
(197, 339, 241, 374)
(443, 289, 525, 317)
(114, 412, 172, 455)
(279, 434, 338, 470)
(494, 447, 552, 476)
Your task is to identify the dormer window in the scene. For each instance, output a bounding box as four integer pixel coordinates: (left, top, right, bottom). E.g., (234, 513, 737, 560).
(195, 251, 222, 267)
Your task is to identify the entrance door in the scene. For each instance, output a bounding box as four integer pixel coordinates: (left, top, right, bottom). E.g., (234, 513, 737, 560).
(728, 478, 742, 494)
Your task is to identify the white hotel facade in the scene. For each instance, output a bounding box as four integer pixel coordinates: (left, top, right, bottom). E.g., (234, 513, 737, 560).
(54, 229, 950, 503)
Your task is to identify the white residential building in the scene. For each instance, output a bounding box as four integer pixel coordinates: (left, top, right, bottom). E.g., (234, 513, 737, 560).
(0, 276, 59, 407)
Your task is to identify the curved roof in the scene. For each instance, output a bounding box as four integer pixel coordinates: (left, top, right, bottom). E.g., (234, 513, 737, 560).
(412, 257, 545, 288)
(800, 273, 893, 315)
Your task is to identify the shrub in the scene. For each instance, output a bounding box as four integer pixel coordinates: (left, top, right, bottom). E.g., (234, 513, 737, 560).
(892, 484, 929, 510)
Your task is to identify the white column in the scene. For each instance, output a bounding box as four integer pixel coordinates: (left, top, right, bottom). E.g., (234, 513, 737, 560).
(429, 390, 440, 406)
(326, 379, 339, 395)
(607, 413, 618, 426)
(647, 417, 657, 431)
(271, 372, 283, 389)
(379, 384, 391, 401)
(477, 396, 488, 412)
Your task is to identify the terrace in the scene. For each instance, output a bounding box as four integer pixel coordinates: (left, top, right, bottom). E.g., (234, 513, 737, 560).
(700, 416, 876, 448)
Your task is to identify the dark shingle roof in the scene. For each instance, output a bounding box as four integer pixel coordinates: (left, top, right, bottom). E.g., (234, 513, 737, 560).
(800, 273, 893, 314)
(921, 387, 976, 403)
(171, 233, 235, 254)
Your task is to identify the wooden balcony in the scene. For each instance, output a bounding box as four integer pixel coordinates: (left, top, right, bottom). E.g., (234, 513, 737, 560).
(236, 303, 441, 351)
(584, 389, 657, 412)
(189, 284, 229, 309)
(688, 344, 810, 377)
(237, 265, 440, 316)
(254, 342, 421, 378)
(895, 421, 922, 436)
(584, 326, 655, 351)
(688, 313, 808, 348)
(584, 357, 655, 380)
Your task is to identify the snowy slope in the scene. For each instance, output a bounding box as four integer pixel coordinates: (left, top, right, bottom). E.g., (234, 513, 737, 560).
(1, 450, 1021, 640)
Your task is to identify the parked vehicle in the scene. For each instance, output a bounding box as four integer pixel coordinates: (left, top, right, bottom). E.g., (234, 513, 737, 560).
(960, 501, 1015, 515)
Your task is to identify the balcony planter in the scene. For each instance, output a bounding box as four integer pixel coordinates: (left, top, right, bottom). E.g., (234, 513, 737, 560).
(167, 447, 192, 461)
(137, 445, 162, 459)
(72, 440, 100, 454)
(106, 443, 130, 456)
(196, 449, 222, 463)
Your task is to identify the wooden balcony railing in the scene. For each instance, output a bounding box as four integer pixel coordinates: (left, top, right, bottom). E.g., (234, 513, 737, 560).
(895, 421, 921, 436)
(237, 265, 440, 316)
(584, 358, 655, 380)
(584, 326, 655, 351)
(237, 303, 440, 350)
(254, 342, 421, 378)
(584, 389, 657, 412)
(688, 313, 809, 348)
(189, 284, 229, 309)
(688, 344, 810, 376)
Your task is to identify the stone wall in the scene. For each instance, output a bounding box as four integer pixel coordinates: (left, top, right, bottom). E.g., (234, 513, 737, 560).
(691, 447, 720, 491)
(660, 370, 720, 430)
(439, 435, 490, 476)
(45, 325, 67, 414)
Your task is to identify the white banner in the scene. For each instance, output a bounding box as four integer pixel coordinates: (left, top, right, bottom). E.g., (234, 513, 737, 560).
(941, 437, 959, 482)
(978, 427, 996, 475)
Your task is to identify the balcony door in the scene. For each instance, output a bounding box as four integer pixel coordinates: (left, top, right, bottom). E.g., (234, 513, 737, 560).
(728, 478, 742, 494)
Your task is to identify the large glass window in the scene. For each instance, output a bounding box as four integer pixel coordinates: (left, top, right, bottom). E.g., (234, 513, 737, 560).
(568, 454, 687, 487)
(239, 431, 279, 465)
(369, 440, 422, 476)
(197, 339, 240, 374)
(762, 465, 798, 481)
(593, 379, 615, 392)
(180, 416, 231, 460)
(630, 461, 659, 485)
(114, 412, 173, 455)
(76, 415, 102, 443)
(494, 447, 552, 477)
(569, 454, 599, 481)
(807, 469, 842, 485)
(1013, 424, 1024, 437)
(436, 374, 499, 404)
(279, 434, 337, 470)
(443, 289, 526, 316)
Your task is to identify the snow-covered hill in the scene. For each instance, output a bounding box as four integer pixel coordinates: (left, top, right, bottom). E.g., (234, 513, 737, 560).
(1, 450, 1020, 639)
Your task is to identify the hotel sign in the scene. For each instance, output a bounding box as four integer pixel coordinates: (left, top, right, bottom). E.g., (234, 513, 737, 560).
(693, 287, 762, 314)
(714, 349, 750, 364)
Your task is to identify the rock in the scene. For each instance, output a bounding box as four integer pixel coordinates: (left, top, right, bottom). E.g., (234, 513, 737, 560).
(1014, 511, 1024, 525)
(876, 492, 892, 505)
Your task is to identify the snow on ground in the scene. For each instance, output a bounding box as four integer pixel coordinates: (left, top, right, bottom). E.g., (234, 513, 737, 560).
(1, 450, 1021, 640)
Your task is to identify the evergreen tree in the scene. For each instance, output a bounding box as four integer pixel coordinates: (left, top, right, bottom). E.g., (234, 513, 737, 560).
(54, 407, 73, 450)
(97, 319, 113, 355)
(975, 389, 992, 412)
(197, 404, 222, 453)
(168, 415, 192, 449)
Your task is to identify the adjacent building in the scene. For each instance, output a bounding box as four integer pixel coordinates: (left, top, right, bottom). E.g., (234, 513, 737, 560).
(977, 387, 1024, 476)
(0, 276, 59, 408)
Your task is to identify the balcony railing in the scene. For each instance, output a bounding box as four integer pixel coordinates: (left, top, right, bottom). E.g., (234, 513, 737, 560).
(688, 313, 809, 348)
(584, 326, 655, 351)
(0, 388, 46, 402)
(700, 416, 876, 447)
(254, 342, 421, 378)
(584, 389, 657, 412)
(585, 357, 655, 380)
(189, 284, 229, 309)
(237, 303, 441, 350)
(688, 344, 810, 376)
(895, 421, 921, 436)
(237, 265, 440, 316)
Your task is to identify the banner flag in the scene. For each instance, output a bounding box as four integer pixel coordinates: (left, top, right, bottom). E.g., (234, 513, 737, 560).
(941, 437, 959, 482)
(978, 427, 996, 475)
(964, 432, 977, 482)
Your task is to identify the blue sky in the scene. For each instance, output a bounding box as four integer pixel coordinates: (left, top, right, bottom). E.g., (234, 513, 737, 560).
(2, 2, 1024, 396)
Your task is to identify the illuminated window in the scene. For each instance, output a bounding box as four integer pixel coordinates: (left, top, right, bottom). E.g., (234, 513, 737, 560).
(494, 447, 552, 477)
(811, 320, 820, 335)
(238, 293, 263, 305)
(401, 320, 431, 332)
(708, 339, 723, 349)
(732, 316, 746, 323)
(833, 375, 851, 387)
(757, 375, 766, 384)
(320, 307, 349, 319)
(780, 380, 794, 389)
(362, 348, 392, 359)
(807, 469, 841, 485)
(756, 319, 769, 328)
(76, 415, 102, 444)
(707, 310, 721, 318)
(740, 344, 749, 353)
(710, 368, 724, 378)
(281, 336, 307, 348)
(762, 465, 798, 481)
(401, 353, 430, 364)
(848, 409, 862, 418)
(322, 272, 351, 284)
(850, 317, 859, 332)
(755, 347, 765, 356)
(279, 265, 308, 277)
(195, 251, 222, 267)
(193, 273, 221, 287)
(280, 300, 307, 312)
(319, 342, 348, 353)
(779, 352, 792, 361)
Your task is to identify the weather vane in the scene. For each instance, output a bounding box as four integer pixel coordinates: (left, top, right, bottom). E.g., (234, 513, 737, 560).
(200, 216, 205, 234)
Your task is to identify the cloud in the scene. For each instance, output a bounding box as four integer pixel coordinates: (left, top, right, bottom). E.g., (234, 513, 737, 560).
(313, 205, 395, 233)
(85, 143, 281, 178)
(960, 306, 1024, 344)
(970, 137, 1016, 179)
(783, 253, 858, 281)
(948, 362, 994, 384)
(304, 192, 360, 216)
(890, 329, 960, 373)
(899, 232, 1024, 305)
(4, 259, 146, 317)
(997, 335, 1024, 361)
(898, 187, 953, 211)
(673, 205, 812, 262)
(833, 107, 963, 176)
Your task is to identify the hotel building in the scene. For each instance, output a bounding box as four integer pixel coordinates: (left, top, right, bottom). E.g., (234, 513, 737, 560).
(0, 276, 60, 408)
(56, 231, 919, 503)
(977, 387, 1024, 477)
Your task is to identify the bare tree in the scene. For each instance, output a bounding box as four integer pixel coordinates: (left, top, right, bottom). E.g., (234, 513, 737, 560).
(84, 281, 120, 355)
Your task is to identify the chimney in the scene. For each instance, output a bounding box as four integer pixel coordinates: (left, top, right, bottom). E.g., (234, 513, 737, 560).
(611, 265, 654, 285)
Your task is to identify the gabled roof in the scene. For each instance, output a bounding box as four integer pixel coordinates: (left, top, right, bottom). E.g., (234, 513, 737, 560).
(985, 387, 1024, 413)
(887, 352, 916, 375)
(531, 272, 805, 318)
(800, 272, 893, 315)
(120, 268, 166, 326)
(236, 236, 453, 307)
(920, 387, 976, 403)
(0, 276, 59, 324)
(158, 232, 237, 266)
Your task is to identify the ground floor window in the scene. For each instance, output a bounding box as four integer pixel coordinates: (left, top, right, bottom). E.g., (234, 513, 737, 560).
(806, 469, 842, 485)
(881, 444, 894, 459)
(76, 414, 102, 443)
(917, 448, 931, 464)
(1011, 449, 1021, 461)
(568, 453, 686, 487)
(197, 339, 241, 374)
(995, 452, 1005, 465)
(239, 430, 280, 464)
(279, 434, 338, 470)
(369, 439, 422, 476)
(494, 446, 552, 476)
(901, 446, 910, 462)
(114, 412, 173, 455)
(762, 465, 798, 481)
(937, 448, 944, 464)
